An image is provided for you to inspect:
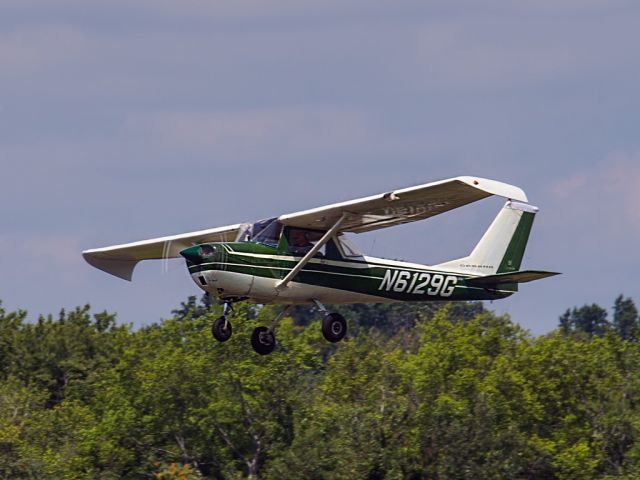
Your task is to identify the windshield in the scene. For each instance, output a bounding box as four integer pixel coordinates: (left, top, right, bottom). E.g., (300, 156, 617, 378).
(336, 234, 363, 257)
(249, 218, 283, 247)
(235, 223, 252, 242)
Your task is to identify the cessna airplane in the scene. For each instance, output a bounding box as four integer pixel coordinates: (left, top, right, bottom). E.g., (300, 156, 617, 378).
(83, 176, 558, 355)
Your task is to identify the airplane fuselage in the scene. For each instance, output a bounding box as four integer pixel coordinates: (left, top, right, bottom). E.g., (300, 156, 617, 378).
(182, 241, 515, 305)
(82, 177, 557, 355)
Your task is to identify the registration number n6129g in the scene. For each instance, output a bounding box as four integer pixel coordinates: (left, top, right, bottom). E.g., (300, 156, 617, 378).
(378, 270, 457, 297)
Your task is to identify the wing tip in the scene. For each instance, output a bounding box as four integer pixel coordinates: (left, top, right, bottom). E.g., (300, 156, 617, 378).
(82, 251, 136, 281)
(457, 176, 529, 203)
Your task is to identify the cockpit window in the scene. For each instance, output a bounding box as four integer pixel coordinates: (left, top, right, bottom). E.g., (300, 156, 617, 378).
(336, 234, 363, 257)
(250, 218, 283, 247)
(286, 228, 326, 256)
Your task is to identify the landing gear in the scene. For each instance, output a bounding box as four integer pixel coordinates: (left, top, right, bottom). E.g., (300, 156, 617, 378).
(210, 300, 288, 355)
(251, 327, 276, 355)
(210, 299, 348, 354)
(212, 316, 232, 342)
(313, 299, 348, 343)
(322, 312, 347, 343)
(212, 301, 233, 342)
(249, 305, 291, 355)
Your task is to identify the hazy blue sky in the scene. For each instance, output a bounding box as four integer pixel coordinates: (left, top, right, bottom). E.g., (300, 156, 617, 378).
(2, 0, 639, 334)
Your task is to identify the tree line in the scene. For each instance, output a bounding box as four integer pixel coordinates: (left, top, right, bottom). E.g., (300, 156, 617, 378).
(0, 294, 639, 479)
(559, 295, 639, 339)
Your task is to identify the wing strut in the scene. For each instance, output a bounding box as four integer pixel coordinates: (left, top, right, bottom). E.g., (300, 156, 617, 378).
(276, 213, 347, 290)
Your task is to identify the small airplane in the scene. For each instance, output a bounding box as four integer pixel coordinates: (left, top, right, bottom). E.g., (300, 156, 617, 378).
(83, 176, 559, 355)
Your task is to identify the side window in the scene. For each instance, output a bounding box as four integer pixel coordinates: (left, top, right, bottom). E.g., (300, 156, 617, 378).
(336, 234, 363, 258)
(286, 228, 326, 257)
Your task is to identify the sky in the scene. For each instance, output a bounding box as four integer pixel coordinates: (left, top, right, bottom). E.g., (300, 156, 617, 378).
(1, 0, 639, 335)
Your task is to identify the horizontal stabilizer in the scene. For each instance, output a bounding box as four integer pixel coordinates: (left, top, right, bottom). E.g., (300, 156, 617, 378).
(466, 270, 560, 286)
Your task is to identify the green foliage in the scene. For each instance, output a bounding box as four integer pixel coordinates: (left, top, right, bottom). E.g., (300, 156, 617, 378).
(1, 296, 640, 478)
(333, 300, 485, 333)
(560, 295, 640, 342)
(559, 303, 610, 336)
(613, 295, 640, 341)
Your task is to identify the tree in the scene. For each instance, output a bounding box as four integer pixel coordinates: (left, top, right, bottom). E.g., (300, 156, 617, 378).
(400, 307, 536, 479)
(0, 301, 28, 380)
(558, 304, 610, 336)
(515, 332, 640, 479)
(5, 295, 640, 478)
(0, 376, 48, 478)
(266, 330, 413, 479)
(82, 304, 326, 479)
(613, 295, 639, 341)
(9, 305, 126, 407)
(171, 294, 216, 320)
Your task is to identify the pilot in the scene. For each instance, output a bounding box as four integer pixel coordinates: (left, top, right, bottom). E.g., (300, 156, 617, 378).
(289, 229, 314, 254)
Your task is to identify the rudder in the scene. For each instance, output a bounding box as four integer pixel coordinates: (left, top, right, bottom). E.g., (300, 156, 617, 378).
(435, 201, 538, 276)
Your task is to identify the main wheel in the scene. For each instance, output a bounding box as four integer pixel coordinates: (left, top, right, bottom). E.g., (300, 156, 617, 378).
(212, 316, 232, 342)
(251, 326, 276, 355)
(322, 313, 347, 343)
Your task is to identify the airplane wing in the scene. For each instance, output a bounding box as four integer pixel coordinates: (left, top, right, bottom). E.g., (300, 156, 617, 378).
(278, 176, 528, 233)
(82, 224, 242, 280)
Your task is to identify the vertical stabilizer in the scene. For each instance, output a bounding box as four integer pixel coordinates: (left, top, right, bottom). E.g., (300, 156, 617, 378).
(435, 201, 538, 275)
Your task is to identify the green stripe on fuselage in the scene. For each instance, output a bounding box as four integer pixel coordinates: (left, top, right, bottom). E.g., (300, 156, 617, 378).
(186, 242, 514, 302)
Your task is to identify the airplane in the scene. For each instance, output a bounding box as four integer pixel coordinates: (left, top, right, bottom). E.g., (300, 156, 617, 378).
(83, 176, 559, 355)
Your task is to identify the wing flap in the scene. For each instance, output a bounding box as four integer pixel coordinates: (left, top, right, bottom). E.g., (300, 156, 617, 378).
(466, 270, 560, 286)
(279, 176, 527, 233)
(82, 224, 242, 280)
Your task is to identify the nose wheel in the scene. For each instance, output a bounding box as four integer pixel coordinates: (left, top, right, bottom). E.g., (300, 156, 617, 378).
(212, 316, 232, 342)
(211, 300, 234, 342)
(251, 326, 276, 355)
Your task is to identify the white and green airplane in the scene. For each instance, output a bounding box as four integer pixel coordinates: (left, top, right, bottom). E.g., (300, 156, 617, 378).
(83, 176, 558, 355)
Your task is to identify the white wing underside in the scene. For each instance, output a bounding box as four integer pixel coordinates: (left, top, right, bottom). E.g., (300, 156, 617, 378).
(82, 176, 527, 280)
(83, 224, 242, 280)
(279, 176, 527, 232)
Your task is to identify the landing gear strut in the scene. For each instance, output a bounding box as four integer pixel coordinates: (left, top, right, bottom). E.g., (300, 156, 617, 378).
(211, 301, 233, 342)
(313, 299, 347, 343)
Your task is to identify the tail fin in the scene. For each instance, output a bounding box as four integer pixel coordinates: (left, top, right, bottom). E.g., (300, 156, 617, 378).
(435, 201, 538, 275)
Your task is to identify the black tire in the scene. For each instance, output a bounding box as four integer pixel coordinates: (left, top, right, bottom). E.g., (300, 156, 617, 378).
(322, 313, 347, 343)
(212, 316, 232, 342)
(251, 326, 276, 355)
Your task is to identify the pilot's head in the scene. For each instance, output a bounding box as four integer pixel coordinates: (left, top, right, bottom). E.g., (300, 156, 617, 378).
(290, 230, 310, 247)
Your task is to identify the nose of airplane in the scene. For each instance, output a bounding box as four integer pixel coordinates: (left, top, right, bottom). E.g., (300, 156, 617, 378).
(180, 246, 202, 264)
